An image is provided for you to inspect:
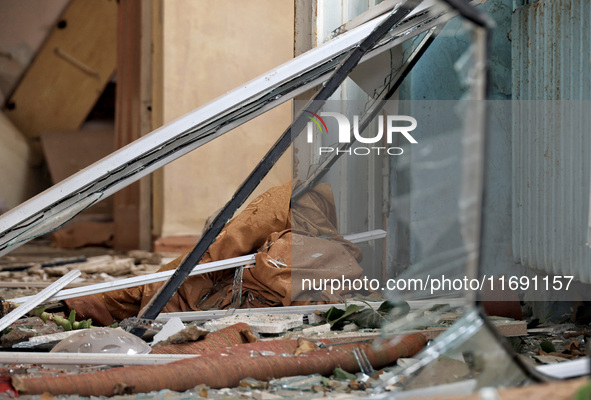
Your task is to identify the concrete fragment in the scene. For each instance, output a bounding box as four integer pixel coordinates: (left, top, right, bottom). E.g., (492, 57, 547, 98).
(1, 327, 36, 347)
(44, 266, 69, 277)
(203, 314, 303, 334)
(152, 317, 185, 345)
(127, 250, 162, 266)
(75, 256, 134, 276)
(343, 322, 359, 332)
(307, 312, 326, 325)
(302, 323, 331, 336)
(153, 325, 208, 346)
(252, 391, 284, 400)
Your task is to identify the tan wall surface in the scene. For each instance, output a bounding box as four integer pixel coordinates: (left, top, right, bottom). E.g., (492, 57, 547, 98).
(159, 0, 294, 236)
(0, 112, 45, 212)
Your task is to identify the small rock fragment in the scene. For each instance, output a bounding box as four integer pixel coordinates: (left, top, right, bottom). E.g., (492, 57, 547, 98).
(239, 377, 269, 390)
(301, 323, 331, 336)
(152, 325, 208, 346)
(240, 329, 259, 343)
(113, 382, 135, 395)
(1, 327, 36, 347)
(294, 338, 318, 356)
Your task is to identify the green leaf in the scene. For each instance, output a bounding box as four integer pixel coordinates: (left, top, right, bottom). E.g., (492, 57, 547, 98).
(540, 340, 556, 353)
(31, 306, 46, 317)
(321, 304, 364, 330)
(332, 367, 356, 381)
(574, 381, 591, 400)
(68, 310, 76, 325)
(352, 301, 410, 329)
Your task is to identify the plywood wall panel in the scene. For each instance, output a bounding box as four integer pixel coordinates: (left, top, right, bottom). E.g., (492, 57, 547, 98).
(3, 0, 117, 142)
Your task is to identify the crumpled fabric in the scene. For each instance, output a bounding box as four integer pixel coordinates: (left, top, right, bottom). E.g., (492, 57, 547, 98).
(66, 182, 364, 325)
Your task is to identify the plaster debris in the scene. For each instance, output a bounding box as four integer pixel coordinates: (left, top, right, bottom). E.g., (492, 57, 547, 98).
(152, 317, 185, 345)
(302, 323, 331, 336)
(152, 325, 208, 347)
(203, 314, 304, 334)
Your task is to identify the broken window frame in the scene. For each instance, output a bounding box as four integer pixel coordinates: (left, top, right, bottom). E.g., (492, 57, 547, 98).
(0, 0, 462, 256)
(1, 0, 560, 389)
(133, 0, 431, 325)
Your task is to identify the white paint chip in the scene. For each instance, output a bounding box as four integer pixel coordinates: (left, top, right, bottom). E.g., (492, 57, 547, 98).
(152, 317, 185, 345)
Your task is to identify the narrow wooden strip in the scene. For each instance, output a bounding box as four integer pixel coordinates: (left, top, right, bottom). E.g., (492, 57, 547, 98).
(9, 230, 386, 304)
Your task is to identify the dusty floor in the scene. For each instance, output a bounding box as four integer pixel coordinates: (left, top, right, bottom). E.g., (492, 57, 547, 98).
(0, 239, 589, 399)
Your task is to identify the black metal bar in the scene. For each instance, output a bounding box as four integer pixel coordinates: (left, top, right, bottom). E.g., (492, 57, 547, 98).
(440, 0, 494, 28)
(132, 0, 423, 331)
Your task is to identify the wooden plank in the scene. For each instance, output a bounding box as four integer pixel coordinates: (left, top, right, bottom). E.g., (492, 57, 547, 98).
(113, 0, 153, 251)
(151, 0, 165, 240)
(3, 0, 117, 144)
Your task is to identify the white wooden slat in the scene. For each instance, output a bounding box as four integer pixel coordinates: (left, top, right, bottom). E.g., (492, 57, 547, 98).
(0, 270, 81, 331)
(9, 230, 386, 305)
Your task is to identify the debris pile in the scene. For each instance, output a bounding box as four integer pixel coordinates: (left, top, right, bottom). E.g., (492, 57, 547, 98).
(0, 183, 588, 398)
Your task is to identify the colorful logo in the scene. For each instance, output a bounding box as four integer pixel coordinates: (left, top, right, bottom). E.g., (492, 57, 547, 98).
(303, 110, 328, 135)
